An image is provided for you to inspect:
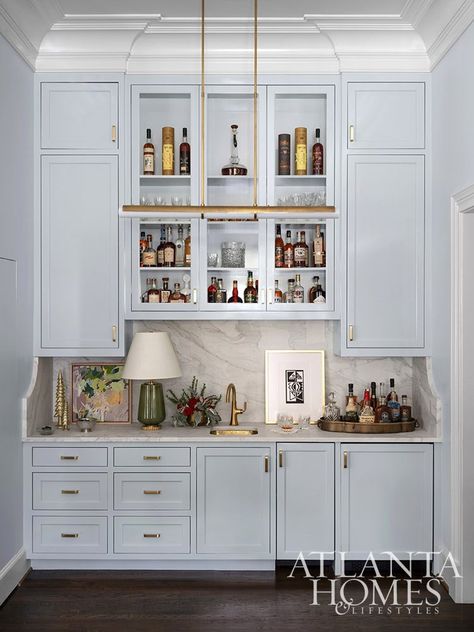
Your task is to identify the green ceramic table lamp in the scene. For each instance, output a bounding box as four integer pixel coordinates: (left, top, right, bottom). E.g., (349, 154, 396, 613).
(122, 332, 182, 430)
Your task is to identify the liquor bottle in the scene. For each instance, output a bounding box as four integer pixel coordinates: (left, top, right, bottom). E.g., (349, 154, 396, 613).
(141, 278, 152, 303)
(161, 278, 171, 303)
(143, 128, 155, 175)
(274, 280, 283, 303)
(308, 276, 325, 303)
(184, 226, 191, 266)
(227, 280, 243, 303)
(163, 226, 176, 267)
(215, 278, 227, 303)
(142, 234, 157, 267)
(147, 278, 161, 303)
(284, 230, 294, 268)
(170, 283, 186, 303)
(182, 274, 192, 304)
(179, 127, 190, 175)
(344, 384, 359, 422)
(312, 128, 324, 175)
(208, 276, 217, 303)
(324, 392, 340, 421)
(175, 225, 185, 267)
(162, 126, 174, 176)
(387, 378, 401, 422)
(244, 271, 257, 303)
(284, 278, 295, 303)
(293, 274, 304, 303)
(278, 134, 291, 175)
(295, 127, 307, 175)
(294, 231, 309, 267)
(222, 124, 247, 176)
(313, 225, 326, 267)
(139, 231, 147, 267)
(275, 224, 285, 268)
(370, 382, 378, 410)
(157, 227, 166, 266)
(375, 393, 391, 423)
(314, 284, 326, 304)
(359, 389, 375, 424)
(400, 395, 412, 422)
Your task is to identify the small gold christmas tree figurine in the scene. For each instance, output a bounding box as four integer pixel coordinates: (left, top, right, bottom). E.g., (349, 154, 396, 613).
(60, 400, 69, 431)
(54, 370, 66, 428)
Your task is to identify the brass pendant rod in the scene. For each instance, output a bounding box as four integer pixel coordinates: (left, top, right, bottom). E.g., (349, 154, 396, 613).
(253, 0, 258, 207)
(200, 0, 205, 207)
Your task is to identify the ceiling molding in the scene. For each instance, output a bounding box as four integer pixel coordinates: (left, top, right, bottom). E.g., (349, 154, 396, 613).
(0, 4, 37, 68)
(428, 0, 474, 68)
(401, 0, 434, 27)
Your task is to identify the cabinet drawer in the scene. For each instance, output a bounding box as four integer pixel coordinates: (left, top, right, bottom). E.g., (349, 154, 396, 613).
(114, 517, 190, 554)
(114, 473, 190, 511)
(33, 516, 107, 554)
(32, 447, 108, 467)
(33, 473, 108, 510)
(114, 447, 190, 467)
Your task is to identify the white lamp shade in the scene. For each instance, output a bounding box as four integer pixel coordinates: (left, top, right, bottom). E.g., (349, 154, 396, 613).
(122, 332, 182, 381)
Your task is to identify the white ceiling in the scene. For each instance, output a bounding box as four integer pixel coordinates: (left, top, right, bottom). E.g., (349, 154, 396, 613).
(0, 0, 473, 72)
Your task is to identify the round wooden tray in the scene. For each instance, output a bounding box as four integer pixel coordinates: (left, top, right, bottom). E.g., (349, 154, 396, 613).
(317, 418, 419, 434)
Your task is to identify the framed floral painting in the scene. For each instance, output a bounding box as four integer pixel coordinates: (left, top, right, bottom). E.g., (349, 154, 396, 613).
(71, 363, 131, 424)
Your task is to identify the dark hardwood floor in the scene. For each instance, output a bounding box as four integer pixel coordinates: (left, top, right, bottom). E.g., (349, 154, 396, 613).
(1, 569, 474, 632)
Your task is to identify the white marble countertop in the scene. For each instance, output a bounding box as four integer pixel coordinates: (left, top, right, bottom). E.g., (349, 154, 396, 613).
(24, 422, 441, 443)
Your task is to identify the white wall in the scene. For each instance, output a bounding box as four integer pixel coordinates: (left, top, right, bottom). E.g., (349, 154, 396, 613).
(432, 20, 474, 600)
(0, 33, 34, 580)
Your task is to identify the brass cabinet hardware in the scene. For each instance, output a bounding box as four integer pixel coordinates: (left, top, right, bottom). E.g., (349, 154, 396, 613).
(61, 490, 79, 495)
(259, 290, 265, 305)
(278, 450, 283, 468)
(143, 455, 161, 461)
(112, 125, 117, 142)
(267, 288, 273, 304)
(143, 533, 161, 538)
(143, 490, 161, 495)
(60, 456, 78, 461)
(61, 533, 79, 538)
(264, 455, 269, 473)
(112, 325, 117, 342)
(193, 288, 198, 304)
(349, 125, 355, 143)
(348, 325, 354, 341)
(343, 451, 348, 469)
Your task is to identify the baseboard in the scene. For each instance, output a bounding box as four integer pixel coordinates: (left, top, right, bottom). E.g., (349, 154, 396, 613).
(31, 559, 275, 571)
(0, 548, 30, 606)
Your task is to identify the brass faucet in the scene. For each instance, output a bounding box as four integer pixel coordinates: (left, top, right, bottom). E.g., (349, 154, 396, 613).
(225, 383, 247, 426)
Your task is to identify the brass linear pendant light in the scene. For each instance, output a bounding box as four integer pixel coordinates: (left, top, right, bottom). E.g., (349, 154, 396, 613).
(123, 0, 335, 217)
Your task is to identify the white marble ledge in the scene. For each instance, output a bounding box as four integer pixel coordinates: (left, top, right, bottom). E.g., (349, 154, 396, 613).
(25, 423, 441, 443)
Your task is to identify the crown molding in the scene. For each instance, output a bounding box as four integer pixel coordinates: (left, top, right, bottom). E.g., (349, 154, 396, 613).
(401, 0, 434, 28)
(0, 4, 37, 68)
(428, 0, 474, 68)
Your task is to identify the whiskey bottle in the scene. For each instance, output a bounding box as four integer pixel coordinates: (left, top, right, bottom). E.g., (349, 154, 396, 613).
(370, 382, 378, 410)
(316, 276, 326, 299)
(284, 278, 295, 303)
(311, 128, 324, 175)
(139, 231, 147, 267)
(143, 128, 155, 175)
(400, 395, 412, 422)
(227, 280, 243, 303)
(308, 276, 325, 303)
(182, 274, 192, 304)
(324, 392, 340, 421)
(157, 227, 166, 266)
(207, 276, 217, 303)
(274, 280, 283, 303)
(147, 278, 161, 303)
(215, 278, 227, 303)
(284, 230, 294, 268)
(163, 226, 176, 267)
(170, 283, 186, 303)
(184, 226, 191, 266)
(162, 126, 175, 176)
(313, 225, 326, 267)
(244, 271, 257, 303)
(275, 224, 285, 268)
(278, 134, 291, 175)
(344, 384, 359, 422)
(293, 274, 304, 303)
(386, 378, 401, 422)
(175, 224, 185, 267)
(142, 234, 157, 267)
(179, 127, 190, 175)
(161, 278, 171, 303)
(359, 389, 375, 424)
(295, 127, 307, 176)
(375, 394, 391, 423)
(141, 278, 152, 303)
(294, 231, 307, 267)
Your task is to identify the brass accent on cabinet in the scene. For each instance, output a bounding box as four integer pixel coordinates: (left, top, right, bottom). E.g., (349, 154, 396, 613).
(279, 450, 283, 468)
(122, 205, 335, 216)
(348, 325, 354, 341)
(60, 456, 78, 461)
(143, 490, 161, 495)
(343, 451, 348, 469)
(143, 455, 161, 461)
(61, 533, 79, 538)
(112, 125, 117, 142)
(61, 490, 79, 495)
(143, 533, 161, 538)
(193, 288, 198, 304)
(264, 455, 269, 473)
(112, 325, 117, 342)
(349, 125, 355, 142)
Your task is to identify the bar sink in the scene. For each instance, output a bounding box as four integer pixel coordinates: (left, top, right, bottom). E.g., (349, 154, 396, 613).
(209, 427, 258, 436)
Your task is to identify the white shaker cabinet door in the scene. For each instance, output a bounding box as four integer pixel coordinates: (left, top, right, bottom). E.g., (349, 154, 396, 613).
(41, 83, 118, 150)
(346, 155, 425, 350)
(277, 443, 334, 559)
(41, 155, 119, 351)
(347, 82, 425, 149)
(196, 447, 273, 557)
(339, 444, 433, 560)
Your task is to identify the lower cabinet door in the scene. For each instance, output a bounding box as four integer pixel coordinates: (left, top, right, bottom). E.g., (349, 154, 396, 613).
(340, 444, 433, 559)
(33, 473, 108, 510)
(33, 516, 107, 554)
(114, 517, 190, 554)
(277, 443, 334, 559)
(196, 447, 273, 556)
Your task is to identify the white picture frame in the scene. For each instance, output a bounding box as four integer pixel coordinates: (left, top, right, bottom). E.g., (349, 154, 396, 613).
(265, 350, 325, 424)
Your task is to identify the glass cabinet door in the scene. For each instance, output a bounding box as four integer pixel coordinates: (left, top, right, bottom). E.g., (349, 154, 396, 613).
(199, 218, 267, 312)
(131, 217, 200, 313)
(266, 219, 335, 314)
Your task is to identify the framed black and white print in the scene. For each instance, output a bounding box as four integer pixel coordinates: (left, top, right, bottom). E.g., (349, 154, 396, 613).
(265, 350, 325, 424)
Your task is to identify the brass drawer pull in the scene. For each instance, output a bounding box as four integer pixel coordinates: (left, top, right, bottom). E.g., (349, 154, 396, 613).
(60, 456, 78, 461)
(279, 450, 283, 468)
(264, 455, 269, 473)
(143, 456, 161, 461)
(112, 124, 117, 142)
(143, 533, 161, 538)
(61, 490, 79, 495)
(349, 124, 355, 143)
(348, 325, 354, 342)
(343, 451, 348, 469)
(61, 533, 79, 539)
(143, 490, 161, 495)
(112, 325, 117, 342)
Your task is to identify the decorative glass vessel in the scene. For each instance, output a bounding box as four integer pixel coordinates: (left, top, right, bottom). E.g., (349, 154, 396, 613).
(221, 124, 248, 175)
(221, 242, 245, 268)
(324, 392, 340, 421)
